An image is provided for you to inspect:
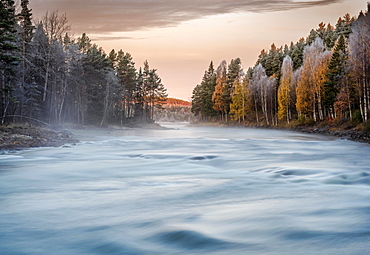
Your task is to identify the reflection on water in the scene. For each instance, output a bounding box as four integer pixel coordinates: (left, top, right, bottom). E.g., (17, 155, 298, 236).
(1, 122, 370, 254)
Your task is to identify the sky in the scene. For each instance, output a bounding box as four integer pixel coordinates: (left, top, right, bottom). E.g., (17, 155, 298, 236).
(26, 0, 367, 101)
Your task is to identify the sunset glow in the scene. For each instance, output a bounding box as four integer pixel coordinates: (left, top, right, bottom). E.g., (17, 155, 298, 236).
(28, 0, 365, 100)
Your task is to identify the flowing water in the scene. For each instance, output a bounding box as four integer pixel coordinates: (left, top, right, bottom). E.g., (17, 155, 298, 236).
(1, 122, 370, 254)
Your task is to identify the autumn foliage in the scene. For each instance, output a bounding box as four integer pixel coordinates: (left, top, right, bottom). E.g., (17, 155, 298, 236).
(192, 4, 370, 127)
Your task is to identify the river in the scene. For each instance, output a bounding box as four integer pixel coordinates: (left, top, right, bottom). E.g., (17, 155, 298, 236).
(1, 122, 370, 254)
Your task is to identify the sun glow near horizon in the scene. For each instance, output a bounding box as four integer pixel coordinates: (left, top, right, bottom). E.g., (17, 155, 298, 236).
(29, 0, 367, 100)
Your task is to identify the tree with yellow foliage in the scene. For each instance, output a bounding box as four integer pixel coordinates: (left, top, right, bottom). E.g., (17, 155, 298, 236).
(230, 79, 249, 123)
(278, 56, 293, 122)
(212, 61, 228, 121)
(313, 50, 332, 120)
(296, 37, 331, 121)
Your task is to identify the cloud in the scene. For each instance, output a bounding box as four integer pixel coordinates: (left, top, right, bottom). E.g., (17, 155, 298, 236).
(28, 0, 342, 34)
(90, 36, 143, 41)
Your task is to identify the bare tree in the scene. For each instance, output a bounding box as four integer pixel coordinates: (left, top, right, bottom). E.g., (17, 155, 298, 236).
(39, 10, 70, 102)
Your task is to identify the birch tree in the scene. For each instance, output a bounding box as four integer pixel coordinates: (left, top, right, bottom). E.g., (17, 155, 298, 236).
(348, 7, 370, 121)
(278, 56, 293, 122)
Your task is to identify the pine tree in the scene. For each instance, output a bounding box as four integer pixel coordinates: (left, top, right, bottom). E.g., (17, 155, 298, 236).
(227, 58, 242, 88)
(17, 0, 35, 119)
(306, 29, 318, 45)
(290, 38, 305, 70)
(191, 84, 203, 117)
(18, 0, 34, 43)
(116, 50, 137, 120)
(141, 61, 167, 122)
(201, 61, 217, 118)
(0, 0, 20, 123)
(335, 13, 354, 39)
(324, 34, 347, 117)
(77, 33, 91, 54)
(82, 44, 111, 124)
(190, 62, 216, 120)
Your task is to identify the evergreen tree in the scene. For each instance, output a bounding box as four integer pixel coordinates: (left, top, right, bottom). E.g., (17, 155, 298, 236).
(17, 0, 34, 43)
(17, 0, 35, 118)
(77, 33, 91, 54)
(306, 29, 318, 45)
(191, 61, 216, 120)
(335, 13, 354, 39)
(227, 58, 242, 87)
(116, 50, 137, 120)
(191, 84, 203, 118)
(290, 38, 305, 70)
(82, 44, 111, 124)
(0, 0, 20, 122)
(324, 23, 336, 49)
(324, 34, 347, 117)
(142, 60, 167, 122)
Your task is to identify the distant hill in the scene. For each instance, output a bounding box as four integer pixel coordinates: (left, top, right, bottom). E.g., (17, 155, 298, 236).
(162, 98, 191, 107)
(155, 98, 193, 122)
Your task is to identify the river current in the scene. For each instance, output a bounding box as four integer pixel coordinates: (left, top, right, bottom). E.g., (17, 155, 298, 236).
(1, 122, 370, 254)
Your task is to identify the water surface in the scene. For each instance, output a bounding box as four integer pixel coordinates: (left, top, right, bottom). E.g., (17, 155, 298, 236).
(1, 123, 370, 254)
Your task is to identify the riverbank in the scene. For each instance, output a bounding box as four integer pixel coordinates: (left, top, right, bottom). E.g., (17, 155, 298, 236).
(190, 120, 370, 144)
(0, 122, 168, 151)
(290, 126, 370, 144)
(0, 125, 79, 150)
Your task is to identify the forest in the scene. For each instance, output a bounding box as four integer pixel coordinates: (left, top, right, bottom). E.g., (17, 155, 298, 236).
(0, 0, 167, 127)
(191, 4, 370, 131)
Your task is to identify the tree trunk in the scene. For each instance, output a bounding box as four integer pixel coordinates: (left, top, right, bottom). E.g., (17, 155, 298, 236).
(43, 47, 52, 102)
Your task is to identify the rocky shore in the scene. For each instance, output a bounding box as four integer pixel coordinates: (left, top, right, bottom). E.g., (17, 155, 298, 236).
(0, 125, 79, 150)
(190, 121, 370, 144)
(292, 126, 370, 144)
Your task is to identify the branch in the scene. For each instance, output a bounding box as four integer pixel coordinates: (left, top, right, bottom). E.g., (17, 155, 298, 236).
(0, 115, 49, 126)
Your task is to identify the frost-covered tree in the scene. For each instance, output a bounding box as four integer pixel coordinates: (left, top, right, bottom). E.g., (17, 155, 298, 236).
(251, 64, 275, 125)
(296, 38, 331, 121)
(348, 7, 370, 121)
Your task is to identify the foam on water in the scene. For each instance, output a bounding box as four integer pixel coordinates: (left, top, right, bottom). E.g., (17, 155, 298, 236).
(1, 123, 370, 254)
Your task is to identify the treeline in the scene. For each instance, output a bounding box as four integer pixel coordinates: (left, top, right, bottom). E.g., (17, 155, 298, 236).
(191, 5, 370, 127)
(0, 0, 167, 126)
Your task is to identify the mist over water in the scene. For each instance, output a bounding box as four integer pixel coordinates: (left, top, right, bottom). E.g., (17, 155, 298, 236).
(1, 122, 370, 254)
